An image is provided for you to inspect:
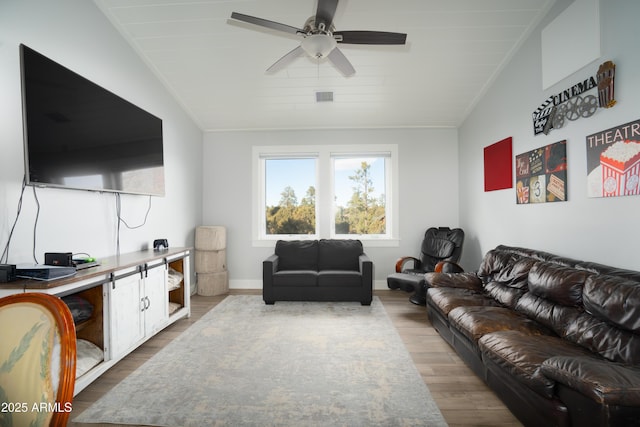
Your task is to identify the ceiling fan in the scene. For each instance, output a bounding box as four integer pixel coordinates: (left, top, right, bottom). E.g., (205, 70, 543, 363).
(229, 0, 407, 77)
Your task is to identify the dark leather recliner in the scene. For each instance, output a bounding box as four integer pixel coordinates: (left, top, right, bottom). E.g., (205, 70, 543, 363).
(387, 227, 464, 305)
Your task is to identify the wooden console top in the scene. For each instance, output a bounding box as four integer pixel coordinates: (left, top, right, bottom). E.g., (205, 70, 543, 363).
(3, 247, 191, 290)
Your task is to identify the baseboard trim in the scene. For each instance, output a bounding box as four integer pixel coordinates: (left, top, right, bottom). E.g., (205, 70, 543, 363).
(228, 279, 389, 290)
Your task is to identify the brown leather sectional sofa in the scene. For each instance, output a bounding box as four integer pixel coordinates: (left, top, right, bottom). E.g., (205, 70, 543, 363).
(424, 245, 640, 427)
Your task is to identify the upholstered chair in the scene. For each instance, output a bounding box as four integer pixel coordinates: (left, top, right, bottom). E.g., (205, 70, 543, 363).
(0, 292, 76, 427)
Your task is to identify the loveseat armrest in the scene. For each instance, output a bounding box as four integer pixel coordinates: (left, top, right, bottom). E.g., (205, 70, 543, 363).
(424, 271, 482, 291)
(263, 254, 279, 274)
(395, 256, 420, 273)
(262, 254, 279, 304)
(541, 355, 640, 406)
(359, 254, 374, 305)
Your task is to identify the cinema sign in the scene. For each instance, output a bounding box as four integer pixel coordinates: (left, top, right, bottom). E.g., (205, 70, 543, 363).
(532, 61, 616, 135)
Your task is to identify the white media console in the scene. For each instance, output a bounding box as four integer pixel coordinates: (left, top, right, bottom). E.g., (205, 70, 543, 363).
(0, 248, 191, 395)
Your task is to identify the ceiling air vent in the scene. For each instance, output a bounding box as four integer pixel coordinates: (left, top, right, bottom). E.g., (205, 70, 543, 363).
(316, 91, 334, 102)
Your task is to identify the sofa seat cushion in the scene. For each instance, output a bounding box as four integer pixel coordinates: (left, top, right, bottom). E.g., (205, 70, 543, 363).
(449, 306, 550, 342)
(479, 331, 593, 399)
(317, 270, 362, 287)
(272, 270, 317, 287)
(541, 355, 640, 406)
(427, 287, 499, 317)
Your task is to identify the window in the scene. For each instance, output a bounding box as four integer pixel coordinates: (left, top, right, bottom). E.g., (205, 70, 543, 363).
(332, 155, 389, 237)
(253, 145, 398, 246)
(264, 157, 317, 236)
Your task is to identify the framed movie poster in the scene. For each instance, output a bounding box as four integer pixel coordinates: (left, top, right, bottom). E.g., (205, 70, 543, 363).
(516, 140, 567, 204)
(586, 118, 640, 197)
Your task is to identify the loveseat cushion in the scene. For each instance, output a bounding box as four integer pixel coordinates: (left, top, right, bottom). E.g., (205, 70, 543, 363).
(318, 239, 362, 271)
(541, 355, 640, 406)
(479, 330, 593, 399)
(275, 240, 318, 271)
(318, 270, 362, 287)
(272, 270, 317, 287)
(448, 306, 550, 342)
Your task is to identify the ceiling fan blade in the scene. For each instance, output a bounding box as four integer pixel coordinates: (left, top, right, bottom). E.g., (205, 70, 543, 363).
(315, 0, 339, 29)
(266, 46, 305, 73)
(327, 48, 355, 77)
(230, 12, 302, 36)
(334, 30, 407, 45)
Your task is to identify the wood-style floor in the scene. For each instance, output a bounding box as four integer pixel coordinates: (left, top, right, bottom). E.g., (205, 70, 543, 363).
(70, 290, 522, 427)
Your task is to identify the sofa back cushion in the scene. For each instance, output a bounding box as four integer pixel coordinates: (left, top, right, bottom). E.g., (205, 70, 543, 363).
(318, 239, 362, 271)
(583, 274, 640, 333)
(275, 240, 318, 271)
(580, 274, 640, 363)
(516, 262, 591, 333)
(478, 250, 538, 308)
(527, 262, 589, 307)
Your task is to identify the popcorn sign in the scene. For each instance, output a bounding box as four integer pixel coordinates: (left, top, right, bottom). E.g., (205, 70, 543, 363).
(586, 119, 640, 197)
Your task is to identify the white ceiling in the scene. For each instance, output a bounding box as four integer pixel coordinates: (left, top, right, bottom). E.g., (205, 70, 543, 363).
(94, 0, 556, 132)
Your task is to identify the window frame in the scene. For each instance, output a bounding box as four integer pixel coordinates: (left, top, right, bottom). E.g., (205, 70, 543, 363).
(252, 144, 399, 247)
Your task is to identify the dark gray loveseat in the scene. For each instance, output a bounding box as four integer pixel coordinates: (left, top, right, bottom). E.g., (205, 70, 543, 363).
(263, 239, 373, 305)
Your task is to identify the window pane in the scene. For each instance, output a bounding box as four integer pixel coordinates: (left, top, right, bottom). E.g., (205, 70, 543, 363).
(264, 158, 316, 235)
(333, 157, 386, 235)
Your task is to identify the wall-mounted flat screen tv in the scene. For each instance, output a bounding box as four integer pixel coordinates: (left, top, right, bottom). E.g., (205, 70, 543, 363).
(20, 44, 165, 196)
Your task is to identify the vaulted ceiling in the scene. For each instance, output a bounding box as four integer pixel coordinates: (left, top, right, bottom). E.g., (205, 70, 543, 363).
(94, 0, 555, 131)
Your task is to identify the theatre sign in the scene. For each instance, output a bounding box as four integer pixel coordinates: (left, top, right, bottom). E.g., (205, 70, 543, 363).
(532, 61, 616, 136)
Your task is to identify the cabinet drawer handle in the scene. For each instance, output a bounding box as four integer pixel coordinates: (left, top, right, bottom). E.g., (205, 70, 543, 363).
(145, 296, 151, 310)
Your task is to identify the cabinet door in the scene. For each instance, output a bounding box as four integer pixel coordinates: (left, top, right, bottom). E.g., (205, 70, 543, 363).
(143, 264, 168, 336)
(110, 273, 144, 358)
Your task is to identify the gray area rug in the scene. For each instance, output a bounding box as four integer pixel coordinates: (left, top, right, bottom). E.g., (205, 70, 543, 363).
(75, 295, 447, 426)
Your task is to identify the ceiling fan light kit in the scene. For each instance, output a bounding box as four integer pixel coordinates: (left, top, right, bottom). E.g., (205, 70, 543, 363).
(229, 0, 407, 77)
(301, 34, 337, 59)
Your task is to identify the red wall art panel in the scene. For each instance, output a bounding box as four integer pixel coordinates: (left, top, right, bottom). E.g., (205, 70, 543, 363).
(484, 137, 513, 191)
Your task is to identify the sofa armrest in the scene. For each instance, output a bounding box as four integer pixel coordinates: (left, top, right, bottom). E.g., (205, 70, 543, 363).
(541, 356, 640, 406)
(423, 271, 482, 291)
(395, 256, 420, 273)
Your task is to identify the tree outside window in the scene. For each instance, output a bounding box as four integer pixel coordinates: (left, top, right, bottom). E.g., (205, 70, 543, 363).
(333, 157, 386, 236)
(254, 145, 397, 244)
(264, 158, 316, 235)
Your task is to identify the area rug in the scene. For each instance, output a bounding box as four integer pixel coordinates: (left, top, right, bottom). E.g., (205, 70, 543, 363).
(74, 296, 447, 426)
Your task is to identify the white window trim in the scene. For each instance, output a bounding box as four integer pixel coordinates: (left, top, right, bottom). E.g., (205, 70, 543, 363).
(252, 144, 399, 247)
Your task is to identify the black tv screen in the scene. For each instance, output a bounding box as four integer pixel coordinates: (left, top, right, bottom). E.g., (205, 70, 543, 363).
(20, 44, 165, 196)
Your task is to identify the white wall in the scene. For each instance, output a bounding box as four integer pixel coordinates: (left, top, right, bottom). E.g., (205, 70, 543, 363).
(203, 128, 460, 288)
(458, 0, 640, 270)
(0, 0, 203, 264)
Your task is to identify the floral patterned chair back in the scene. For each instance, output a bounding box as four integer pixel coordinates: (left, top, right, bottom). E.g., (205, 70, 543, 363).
(0, 293, 76, 426)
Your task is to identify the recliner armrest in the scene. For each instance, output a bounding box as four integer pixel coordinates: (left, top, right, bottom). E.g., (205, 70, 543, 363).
(435, 260, 464, 273)
(395, 256, 420, 273)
